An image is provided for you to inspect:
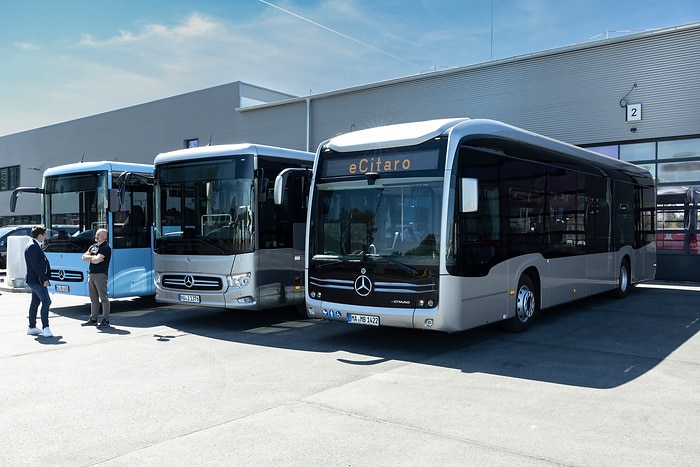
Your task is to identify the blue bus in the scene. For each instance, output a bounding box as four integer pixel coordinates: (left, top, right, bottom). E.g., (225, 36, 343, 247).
(11, 161, 155, 298)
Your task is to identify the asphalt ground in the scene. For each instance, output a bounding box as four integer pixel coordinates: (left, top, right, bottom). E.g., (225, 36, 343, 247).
(0, 281, 698, 466)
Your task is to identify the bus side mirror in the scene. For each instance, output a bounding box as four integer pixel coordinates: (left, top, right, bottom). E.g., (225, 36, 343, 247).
(9, 187, 44, 212)
(274, 168, 311, 206)
(461, 178, 478, 213)
(108, 189, 123, 212)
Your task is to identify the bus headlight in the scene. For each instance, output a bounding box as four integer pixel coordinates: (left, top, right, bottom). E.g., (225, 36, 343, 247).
(228, 273, 251, 289)
(155, 273, 161, 285)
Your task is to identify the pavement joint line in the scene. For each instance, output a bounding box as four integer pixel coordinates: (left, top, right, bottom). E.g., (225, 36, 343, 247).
(296, 399, 569, 466)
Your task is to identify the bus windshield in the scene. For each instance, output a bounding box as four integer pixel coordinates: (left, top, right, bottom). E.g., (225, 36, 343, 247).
(43, 171, 108, 253)
(155, 156, 256, 255)
(309, 177, 443, 268)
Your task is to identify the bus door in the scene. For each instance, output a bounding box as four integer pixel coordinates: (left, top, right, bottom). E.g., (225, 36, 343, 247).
(110, 174, 154, 297)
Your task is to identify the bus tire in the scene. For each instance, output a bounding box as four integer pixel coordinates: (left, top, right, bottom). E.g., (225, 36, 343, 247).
(295, 303, 309, 318)
(610, 259, 631, 299)
(502, 274, 537, 333)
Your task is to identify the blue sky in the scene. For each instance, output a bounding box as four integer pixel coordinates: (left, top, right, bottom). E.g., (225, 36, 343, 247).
(1, 0, 698, 136)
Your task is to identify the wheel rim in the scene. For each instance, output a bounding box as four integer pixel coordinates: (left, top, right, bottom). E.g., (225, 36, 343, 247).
(620, 265, 629, 292)
(516, 285, 535, 322)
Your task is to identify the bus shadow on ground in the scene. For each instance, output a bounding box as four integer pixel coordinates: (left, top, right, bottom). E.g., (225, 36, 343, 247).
(48, 284, 699, 390)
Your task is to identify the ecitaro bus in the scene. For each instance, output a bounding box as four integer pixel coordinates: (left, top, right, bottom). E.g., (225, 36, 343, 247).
(303, 118, 655, 332)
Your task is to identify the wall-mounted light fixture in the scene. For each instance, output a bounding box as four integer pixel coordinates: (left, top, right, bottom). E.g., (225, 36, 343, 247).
(619, 82, 638, 108)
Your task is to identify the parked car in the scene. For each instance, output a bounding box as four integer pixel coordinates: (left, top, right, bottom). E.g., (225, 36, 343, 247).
(0, 224, 83, 269)
(0, 225, 35, 270)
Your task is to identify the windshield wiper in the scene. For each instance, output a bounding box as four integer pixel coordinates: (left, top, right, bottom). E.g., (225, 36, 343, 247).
(155, 237, 230, 255)
(365, 254, 422, 277)
(44, 237, 85, 253)
(196, 238, 230, 254)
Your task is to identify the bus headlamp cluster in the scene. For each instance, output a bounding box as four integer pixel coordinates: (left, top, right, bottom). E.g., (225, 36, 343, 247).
(417, 299, 435, 307)
(228, 273, 251, 289)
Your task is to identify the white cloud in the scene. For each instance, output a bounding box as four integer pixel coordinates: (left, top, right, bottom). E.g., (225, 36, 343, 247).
(13, 41, 39, 51)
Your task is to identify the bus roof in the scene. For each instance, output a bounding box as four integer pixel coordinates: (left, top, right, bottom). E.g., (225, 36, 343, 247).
(154, 143, 314, 166)
(43, 161, 153, 177)
(323, 118, 653, 185)
(326, 118, 468, 152)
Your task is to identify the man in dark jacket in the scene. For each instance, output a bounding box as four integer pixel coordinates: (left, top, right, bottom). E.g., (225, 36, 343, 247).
(24, 225, 53, 337)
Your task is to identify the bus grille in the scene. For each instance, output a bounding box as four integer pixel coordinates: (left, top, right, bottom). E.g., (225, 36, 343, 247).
(49, 269, 84, 282)
(162, 274, 223, 291)
(309, 276, 436, 294)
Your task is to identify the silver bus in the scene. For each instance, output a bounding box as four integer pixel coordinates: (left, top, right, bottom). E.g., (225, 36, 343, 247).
(302, 118, 656, 332)
(154, 144, 314, 310)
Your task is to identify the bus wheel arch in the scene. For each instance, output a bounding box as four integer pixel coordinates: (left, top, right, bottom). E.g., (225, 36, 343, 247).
(503, 268, 539, 333)
(610, 256, 631, 299)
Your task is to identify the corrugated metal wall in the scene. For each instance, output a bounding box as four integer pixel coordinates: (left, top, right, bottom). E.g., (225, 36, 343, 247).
(306, 24, 700, 149)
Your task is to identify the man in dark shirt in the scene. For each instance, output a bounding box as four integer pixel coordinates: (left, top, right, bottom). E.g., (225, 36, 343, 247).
(81, 228, 112, 327)
(24, 226, 53, 337)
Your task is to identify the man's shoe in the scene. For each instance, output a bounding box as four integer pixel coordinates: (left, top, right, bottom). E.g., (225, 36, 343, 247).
(97, 319, 110, 327)
(27, 327, 41, 336)
(81, 319, 98, 326)
(42, 327, 53, 337)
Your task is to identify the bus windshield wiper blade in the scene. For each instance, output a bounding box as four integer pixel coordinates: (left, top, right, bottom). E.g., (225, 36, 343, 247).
(154, 237, 230, 254)
(195, 238, 231, 254)
(313, 259, 344, 270)
(368, 255, 421, 276)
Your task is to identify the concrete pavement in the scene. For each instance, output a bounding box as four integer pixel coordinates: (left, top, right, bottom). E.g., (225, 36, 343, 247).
(0, 281, 698, 466)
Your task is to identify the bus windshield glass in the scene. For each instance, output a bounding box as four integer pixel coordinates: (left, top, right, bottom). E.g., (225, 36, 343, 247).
(155, 156, 255, 255)
(43, 171, 108, 253)
(309, 177, 443, 268)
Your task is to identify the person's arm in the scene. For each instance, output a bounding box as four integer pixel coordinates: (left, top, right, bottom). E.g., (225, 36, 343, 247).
(90, 254, 105, 264)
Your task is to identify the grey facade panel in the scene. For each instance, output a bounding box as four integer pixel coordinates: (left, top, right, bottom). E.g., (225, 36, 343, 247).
(235, 102, 308, 151)
(306, 24, 700, 149)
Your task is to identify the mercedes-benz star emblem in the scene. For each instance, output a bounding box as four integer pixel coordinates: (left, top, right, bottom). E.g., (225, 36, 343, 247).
(58, 270, 65, 280)
(184, 275, 195, 288)
(354, 274, 372, 296)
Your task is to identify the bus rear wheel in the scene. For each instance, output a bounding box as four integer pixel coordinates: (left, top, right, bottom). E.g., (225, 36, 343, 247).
(503, 274, 537, 333)
(609, 259, 631, 299)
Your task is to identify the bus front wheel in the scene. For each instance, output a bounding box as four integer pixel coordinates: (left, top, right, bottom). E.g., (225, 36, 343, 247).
(503, 274, 537, 333)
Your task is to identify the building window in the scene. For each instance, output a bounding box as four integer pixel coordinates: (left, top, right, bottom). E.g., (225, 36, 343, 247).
(0, 165, 20, 191)
(185, 138, 199, 148)
(620, 142, 655, 162)
(587, 145, 618, 159)
(658, 138, 700, 160)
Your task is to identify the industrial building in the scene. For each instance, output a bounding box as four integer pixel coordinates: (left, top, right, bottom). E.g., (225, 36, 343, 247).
(1, 22, 699, 280)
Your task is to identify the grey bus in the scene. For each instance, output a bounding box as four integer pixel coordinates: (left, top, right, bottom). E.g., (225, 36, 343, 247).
(154, 144, 313, 310)
(302, 118, 655, 332)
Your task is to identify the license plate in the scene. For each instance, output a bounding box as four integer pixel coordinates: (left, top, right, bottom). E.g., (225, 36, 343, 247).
(178, 294, 200, 303)
(347, 313, 379, 326)
(55, 285, 70, 293)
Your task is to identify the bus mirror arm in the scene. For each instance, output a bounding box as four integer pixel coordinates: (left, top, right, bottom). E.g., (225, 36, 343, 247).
(460, 178, 479, 213)
(9, 187, 44, 212)
(274, 168, 311, 205)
